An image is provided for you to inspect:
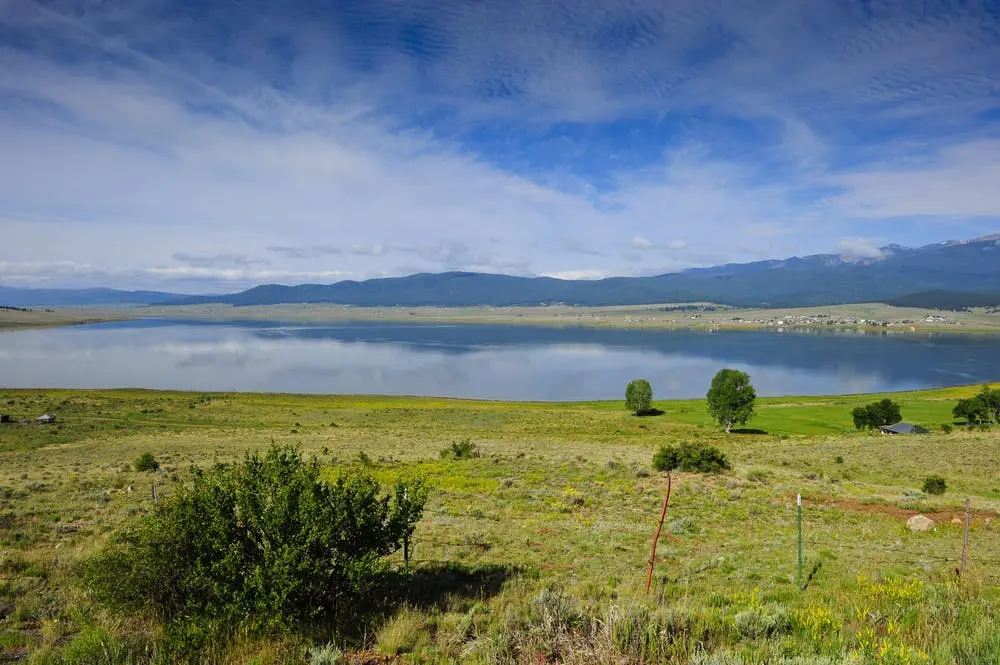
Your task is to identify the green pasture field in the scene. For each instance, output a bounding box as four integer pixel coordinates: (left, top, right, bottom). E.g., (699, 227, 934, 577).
(1, 385, 999, 664)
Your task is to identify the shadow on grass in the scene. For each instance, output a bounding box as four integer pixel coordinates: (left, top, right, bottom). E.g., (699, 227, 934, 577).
(636, 408, 666, 417)
(385, 562, 522, 611)
(730, 428, 768, 434)
(327, 562, 523, 645)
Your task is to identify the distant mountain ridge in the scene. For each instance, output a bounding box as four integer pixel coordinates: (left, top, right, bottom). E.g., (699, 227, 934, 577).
(3, 234, 1000, 309)
(172, 235, 1000, 308)
(0, 286, 184, 307)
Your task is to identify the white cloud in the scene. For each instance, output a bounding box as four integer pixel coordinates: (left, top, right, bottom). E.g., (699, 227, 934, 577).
(829, 141, 1000, 219)
(837, 238, 886, 261)
(0, 0, 998, 291)
(541, 269, 613, 280)
(0, 259, 352, 292)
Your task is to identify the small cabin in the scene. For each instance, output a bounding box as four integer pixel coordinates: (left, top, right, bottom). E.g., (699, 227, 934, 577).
(0, 414, 11, 424)
(878, 422, 928, 435)
(35, 414, 56, 424)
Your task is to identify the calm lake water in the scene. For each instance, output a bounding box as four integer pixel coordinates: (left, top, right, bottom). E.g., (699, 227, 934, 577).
(2, 320, 999, 400)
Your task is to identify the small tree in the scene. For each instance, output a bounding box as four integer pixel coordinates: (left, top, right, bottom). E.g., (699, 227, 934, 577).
(706, 369, 756, 433)
(852, 399, 902, 430)
(625, 379, 653, 416)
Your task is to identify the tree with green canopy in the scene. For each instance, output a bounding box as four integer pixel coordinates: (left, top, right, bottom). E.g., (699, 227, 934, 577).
(852, 398, 902, 430)
(625, 378, 653, 416)
(706, 369, 756, 433)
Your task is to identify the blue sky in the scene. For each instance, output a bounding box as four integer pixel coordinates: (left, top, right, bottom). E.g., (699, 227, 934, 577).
(1, 0, 999, 292)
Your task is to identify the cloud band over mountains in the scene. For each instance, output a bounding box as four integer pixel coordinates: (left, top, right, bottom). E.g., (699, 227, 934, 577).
(1, 0, 999, 291)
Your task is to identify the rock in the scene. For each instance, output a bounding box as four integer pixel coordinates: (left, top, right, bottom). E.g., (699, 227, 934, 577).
(907, 514, 935, 532)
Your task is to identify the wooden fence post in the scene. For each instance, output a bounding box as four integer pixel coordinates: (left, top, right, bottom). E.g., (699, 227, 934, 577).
(645, 471, 672, 595)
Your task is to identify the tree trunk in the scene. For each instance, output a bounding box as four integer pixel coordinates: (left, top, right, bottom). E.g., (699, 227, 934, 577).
(725, 421, 732, 433)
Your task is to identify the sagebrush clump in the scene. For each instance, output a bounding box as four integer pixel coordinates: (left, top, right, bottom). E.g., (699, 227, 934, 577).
(133, 452, 159, 472)
(923, 474, 947, 495)
(441, 438, 479, 459)
(652, 441, 730, 473)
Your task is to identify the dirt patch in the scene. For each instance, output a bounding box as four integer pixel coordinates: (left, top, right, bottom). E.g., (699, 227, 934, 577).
(341, 651, 400, 665)
(799, 496, 997, 523)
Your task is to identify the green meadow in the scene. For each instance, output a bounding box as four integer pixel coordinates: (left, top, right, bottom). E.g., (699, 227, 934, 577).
(2, 385, 1000, 664)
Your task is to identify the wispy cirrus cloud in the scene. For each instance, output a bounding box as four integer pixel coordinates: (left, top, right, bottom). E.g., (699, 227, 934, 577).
(0, 0, 998, 291)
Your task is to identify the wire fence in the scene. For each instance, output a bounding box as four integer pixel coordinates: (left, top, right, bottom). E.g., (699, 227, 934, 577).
(396, 495, 997, 586)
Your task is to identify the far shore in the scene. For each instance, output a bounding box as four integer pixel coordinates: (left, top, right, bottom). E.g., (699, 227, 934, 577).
(135, 301, 1000, 334)
(4, 301, 1000, 333)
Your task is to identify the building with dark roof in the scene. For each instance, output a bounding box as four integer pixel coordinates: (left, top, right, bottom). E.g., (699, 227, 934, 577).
(878, 422, 929, 435)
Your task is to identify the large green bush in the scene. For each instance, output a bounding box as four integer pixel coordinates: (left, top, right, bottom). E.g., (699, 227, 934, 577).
(652, 441, 730, 474)
(83, 445, 426, 644)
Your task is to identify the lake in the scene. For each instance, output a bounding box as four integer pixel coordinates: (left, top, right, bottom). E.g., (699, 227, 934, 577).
(2, 319, 999, 400)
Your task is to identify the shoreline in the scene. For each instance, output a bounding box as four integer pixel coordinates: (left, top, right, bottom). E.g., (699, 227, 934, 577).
(0, 382, 990, 406)
(3, 301, 1000, 334)
(138, 301, 1000, 334)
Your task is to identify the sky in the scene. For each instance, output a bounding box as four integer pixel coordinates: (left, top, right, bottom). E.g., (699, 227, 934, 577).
(1, 0, 999, 293)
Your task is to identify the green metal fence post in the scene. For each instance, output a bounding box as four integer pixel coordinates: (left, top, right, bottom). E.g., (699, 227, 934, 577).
(797, 493, 803, 590)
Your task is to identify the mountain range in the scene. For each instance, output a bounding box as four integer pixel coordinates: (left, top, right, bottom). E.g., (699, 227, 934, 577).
(3, 235, 1000, 309)
(0, 286, 183, 308)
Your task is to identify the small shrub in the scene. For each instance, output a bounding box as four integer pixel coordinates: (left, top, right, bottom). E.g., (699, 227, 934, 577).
(653, 441, 730, 474)
(667, 517, 699, 535)
(834, 455, 844, 464)
(307, 643, 344, 665)
(440, 439, 479, 459)
(940, 423, 953, 434)
(134, 453, 159, 473)
(733, 607, 791, 639)
(923, 475, 947, 495)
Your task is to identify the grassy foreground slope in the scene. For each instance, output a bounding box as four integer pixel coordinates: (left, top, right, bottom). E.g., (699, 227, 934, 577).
(2, 386, 1000, 663)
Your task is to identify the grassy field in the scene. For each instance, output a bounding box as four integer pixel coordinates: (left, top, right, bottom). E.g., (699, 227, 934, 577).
(140, 302, 1000, 333)
(2, 386, 1000, 664)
